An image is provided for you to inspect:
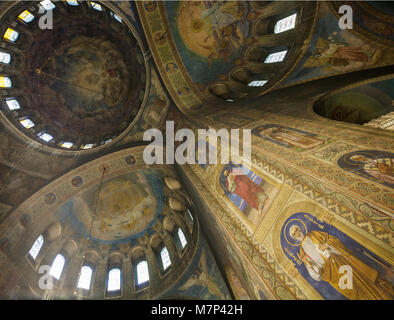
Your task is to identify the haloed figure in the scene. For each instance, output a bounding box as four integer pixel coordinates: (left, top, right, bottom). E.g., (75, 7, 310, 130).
(349, 154, 394, 185)
(289, 225, 394, 300)
(223, 168, 268, 214)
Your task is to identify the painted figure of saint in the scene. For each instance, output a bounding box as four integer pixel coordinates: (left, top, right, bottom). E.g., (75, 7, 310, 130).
(223, 168, 268, 213)
(289, 225, 394, 300)
(349, 154, 394, 185)
(254, 126, 324, 150)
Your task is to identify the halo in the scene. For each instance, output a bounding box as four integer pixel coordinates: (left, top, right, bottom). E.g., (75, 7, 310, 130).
(284, 218, 308, 246)
(341, 151, 378, 166)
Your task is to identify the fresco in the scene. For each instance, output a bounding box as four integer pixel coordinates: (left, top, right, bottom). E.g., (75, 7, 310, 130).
(281, 212, 394, 300)
(225, 266, 250, 300)
(252, 124, 325, 151)
(219, 162, 278, 228)
(23, 9, 146, 144)
(337, 150, 394, 188)
(212, 112, 253, 127)
(314, 78, 394, 124)
(279, 2, 394, 88)
(54, 170, 164, 245)
(164, 235, 231, 300)
(165, 1, 253, 85)
(331, 1, 394, 44)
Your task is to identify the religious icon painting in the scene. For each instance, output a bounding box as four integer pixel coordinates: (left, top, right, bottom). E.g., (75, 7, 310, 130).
(252, 124, 325, 151)
(337, 150, 394, 188)
(219, 162, 278, 228)
(281, 212, 394, 300)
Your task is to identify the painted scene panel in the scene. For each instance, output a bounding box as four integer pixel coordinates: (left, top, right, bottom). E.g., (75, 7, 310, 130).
(337, 150, 394, 188)
(281, 212, 394, 300)
(219, 162, 278, 227)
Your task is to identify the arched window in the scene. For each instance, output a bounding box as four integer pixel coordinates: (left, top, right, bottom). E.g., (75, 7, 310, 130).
(49, 253, 66, 280)
(160, 246, 171, 271)
(110, 12, 122, 23)
(0, 52, 11, 64)
(0, 76, 12, 88)
(107, 268, 121, 292)
(187, 208, 193, 221)
(18, 10, 35, 23)
(37, 132, 53, 142)
(274, 13, 297, 34)
(136, 261, 149, 285)
(59, 141, 73, 149)
(265, 50, 287, 63)
(82, 143, 94, 150)
(6, 99, 20, 110)
(90, 2, 103, 11)
(178, 228, 187, 249)
(28, 235, 44, 260)
(248, 80, 267, 87)
(19, 118, 35, 129)
(77, 266, 93, 290)
(40, 0, 56, 11)
(66, 0, 79, 6)
(3, 28, 19, 42)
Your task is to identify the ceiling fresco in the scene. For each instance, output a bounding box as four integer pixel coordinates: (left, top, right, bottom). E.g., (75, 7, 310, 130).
(137, 1, 318, 115)
(54, 170, 163, 245)
(165, 1, 253, 85)
(276, 2, 394, 89)
(0, 1, 147, 150)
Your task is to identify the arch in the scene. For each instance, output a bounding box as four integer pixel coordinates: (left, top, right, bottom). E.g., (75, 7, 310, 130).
(168, 197, 186, 212)
(62, 240, 78, 258)
(164, 176, 181, 191)
(44, 222, 62, 242)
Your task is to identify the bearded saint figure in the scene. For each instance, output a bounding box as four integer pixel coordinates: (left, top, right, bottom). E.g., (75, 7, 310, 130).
(289, 225, 394, 300)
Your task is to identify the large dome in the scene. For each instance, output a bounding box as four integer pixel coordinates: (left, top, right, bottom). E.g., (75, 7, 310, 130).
(0, 1, 147, 150)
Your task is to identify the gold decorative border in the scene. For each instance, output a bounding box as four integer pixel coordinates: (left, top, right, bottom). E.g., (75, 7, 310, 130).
(136, 1, 209, 115)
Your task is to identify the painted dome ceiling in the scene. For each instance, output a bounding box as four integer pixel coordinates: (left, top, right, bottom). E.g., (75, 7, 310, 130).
(0, 1, 147, 150)
(56, 170, 163, 245)
(136, 1, 318, 114)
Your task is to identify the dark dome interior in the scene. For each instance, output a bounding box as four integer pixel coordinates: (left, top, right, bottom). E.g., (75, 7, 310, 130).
(1, 2, 147, 150)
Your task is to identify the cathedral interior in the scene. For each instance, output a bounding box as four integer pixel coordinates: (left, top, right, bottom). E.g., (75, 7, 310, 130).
(0, 0, 393, 301)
